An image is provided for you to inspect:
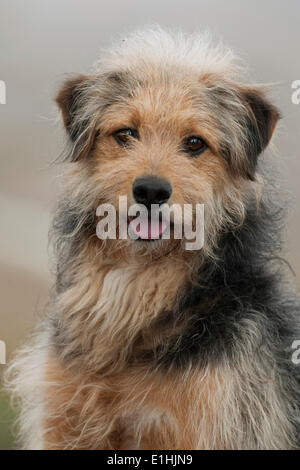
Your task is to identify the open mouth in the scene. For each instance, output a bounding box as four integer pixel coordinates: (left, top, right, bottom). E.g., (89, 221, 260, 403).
(128, 215, 167, 241)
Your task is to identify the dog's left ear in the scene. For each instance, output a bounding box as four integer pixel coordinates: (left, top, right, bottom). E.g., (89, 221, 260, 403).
(56, 75, 98, 161)
(238, 85, 280, 179)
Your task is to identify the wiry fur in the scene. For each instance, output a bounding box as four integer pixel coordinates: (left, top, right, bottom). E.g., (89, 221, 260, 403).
(5, 27, 300, 449)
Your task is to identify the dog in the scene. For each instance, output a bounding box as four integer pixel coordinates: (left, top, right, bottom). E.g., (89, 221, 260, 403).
(5, 27, 300, 449)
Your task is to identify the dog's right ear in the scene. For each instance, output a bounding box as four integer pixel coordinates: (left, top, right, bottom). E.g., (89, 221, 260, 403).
(56, 75, 98, 161)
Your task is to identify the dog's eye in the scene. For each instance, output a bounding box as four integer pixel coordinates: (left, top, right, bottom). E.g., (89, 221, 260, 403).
(113, 128, 138, 146)
(183, 136, 207, 156)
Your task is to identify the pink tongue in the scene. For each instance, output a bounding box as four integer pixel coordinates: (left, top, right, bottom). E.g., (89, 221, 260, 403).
(129, 217, 167, 239)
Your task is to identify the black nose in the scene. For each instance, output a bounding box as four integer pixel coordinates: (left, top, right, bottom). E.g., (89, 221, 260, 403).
(133, 176, 172, 208)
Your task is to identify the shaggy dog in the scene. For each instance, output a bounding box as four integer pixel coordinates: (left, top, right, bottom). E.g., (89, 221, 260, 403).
(6, 27, 300, 449)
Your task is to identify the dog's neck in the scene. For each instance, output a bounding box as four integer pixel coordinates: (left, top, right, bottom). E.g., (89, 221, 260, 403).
(52, 249, 194, 375)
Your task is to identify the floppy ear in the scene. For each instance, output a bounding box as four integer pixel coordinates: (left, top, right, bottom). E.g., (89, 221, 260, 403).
(238, 85, 280, 179)
(56, 75, 98, 161)
(209, 81, 280, 180)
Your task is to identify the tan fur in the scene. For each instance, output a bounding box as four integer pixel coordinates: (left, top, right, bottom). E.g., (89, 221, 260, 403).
(42, 349, 294, 450)
(42, 355, 214, 450)
(55, 252, 190, 375)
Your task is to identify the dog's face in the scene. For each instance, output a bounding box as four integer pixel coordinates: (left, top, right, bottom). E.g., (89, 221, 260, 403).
(56, 39, 279, 259)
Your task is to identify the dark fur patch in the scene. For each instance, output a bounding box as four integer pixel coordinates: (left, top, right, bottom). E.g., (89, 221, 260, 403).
(148, 198, 296, 360)
(241, 86, 281, 178)
(50, 200, 96, 293)
(207, 84, 280, 179)
(56, 75, 86, 139)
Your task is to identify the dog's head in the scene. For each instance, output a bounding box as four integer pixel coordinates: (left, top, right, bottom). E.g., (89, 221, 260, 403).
(56, 28, 280, 261)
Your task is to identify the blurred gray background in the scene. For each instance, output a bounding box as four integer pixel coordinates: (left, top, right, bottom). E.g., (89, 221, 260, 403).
(0, 0, 299, 448)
